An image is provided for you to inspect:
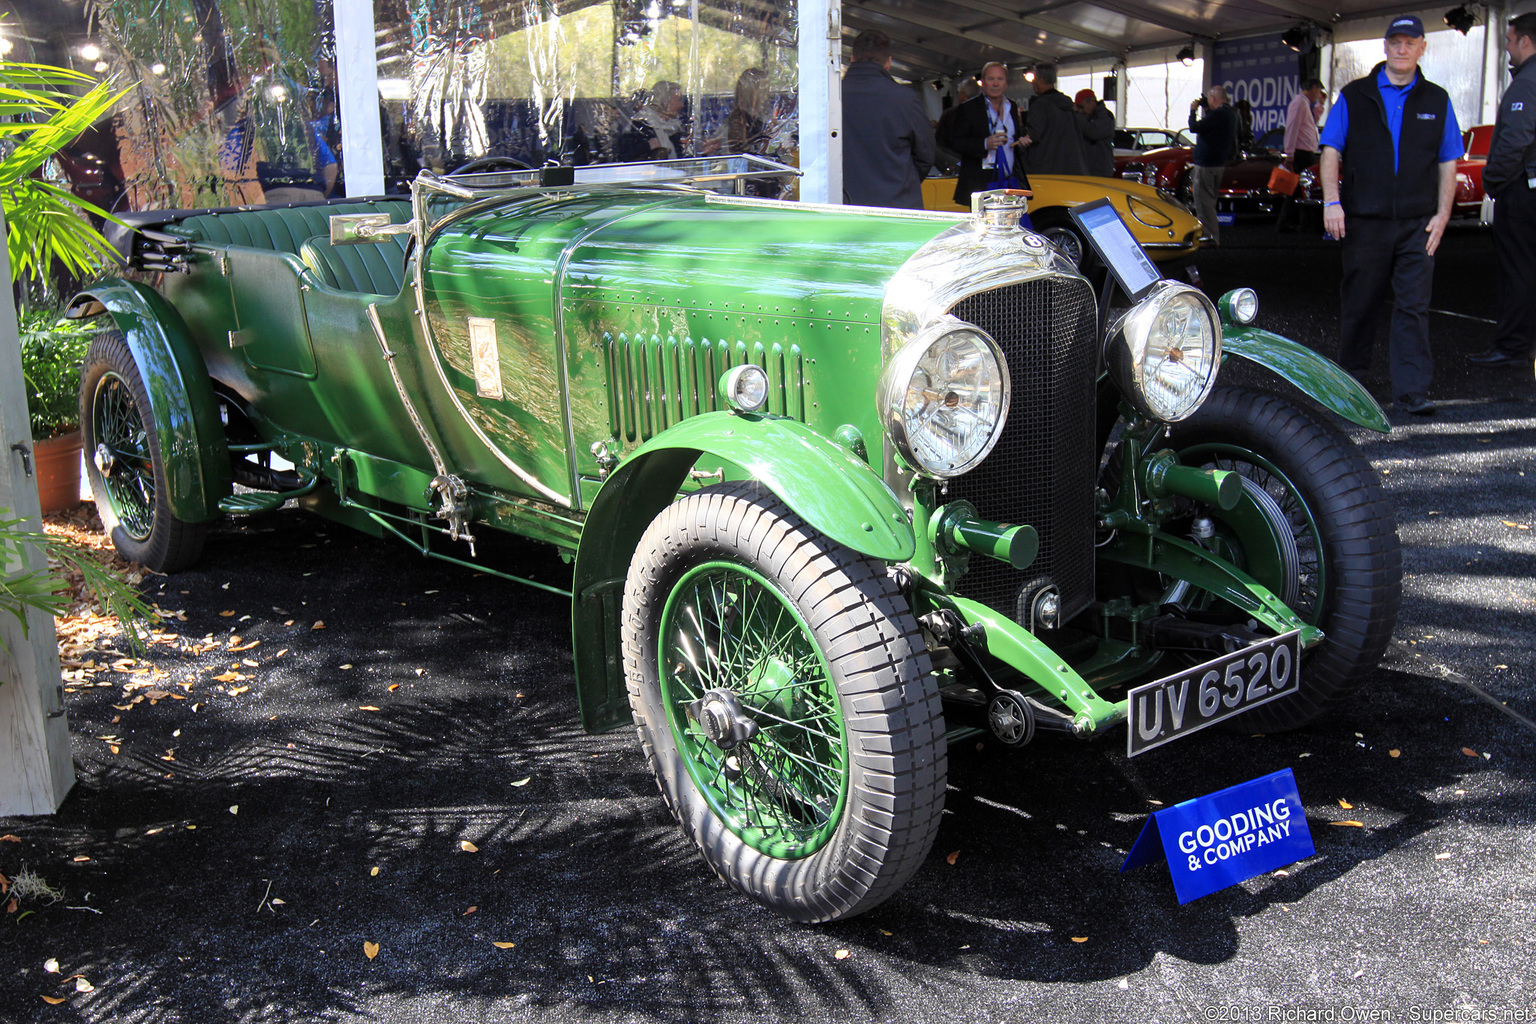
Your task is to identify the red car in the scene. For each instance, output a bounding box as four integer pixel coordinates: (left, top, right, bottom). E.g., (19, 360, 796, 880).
(1454, 124, 1492, 218)
(1114, 128, 1322, 211)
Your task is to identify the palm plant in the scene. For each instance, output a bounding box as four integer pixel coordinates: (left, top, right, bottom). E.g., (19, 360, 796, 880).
(1, 55, 127, 284)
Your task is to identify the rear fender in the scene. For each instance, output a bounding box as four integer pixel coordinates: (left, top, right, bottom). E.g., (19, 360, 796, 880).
(569, 412, 914, 732)
(68, 280, 231, 520)
(1222, 327, 1389, 433)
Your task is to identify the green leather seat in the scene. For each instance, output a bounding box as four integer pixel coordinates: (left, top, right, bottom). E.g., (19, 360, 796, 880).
(298, 232, 413, 297)
(167, 200, 412, 255)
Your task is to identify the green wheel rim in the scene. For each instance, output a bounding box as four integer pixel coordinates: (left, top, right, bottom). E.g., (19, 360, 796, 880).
(658, 560, 849, 859)
(1180, 443, 1326, 625)
(92, 372, 156, 542)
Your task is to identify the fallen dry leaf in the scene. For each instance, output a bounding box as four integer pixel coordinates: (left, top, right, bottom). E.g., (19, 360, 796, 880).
(312, 621, 326, 630)
(834, 949, 851, 960)
(945, 850, 959, 865)
(1331, 820, 1364, 828)
(464, 906, 478, 915)
(1338, 799, 1353, 810)
(71, 855, 91, 863)
(1461, 747, 1480, 757)
(229, 640, 260, 653)
(211, 672, 247, 684)
(6, 898, 16, 914)
(1389, 749, 1401, 758)
(229, 806, 239, 815)
(459, 840, 479, 853)
(0, 873, 7, 894)
(388, 683, 400, 691)
(74, 977, 94, 993)
(359, 706, 381, 712)
(1435, 852, 1452, 860)
(43, 958, 59, 973)
(879, 929, 893, 936)
(340, 664, 353, 670)
(41, 996, 66, 1005)
(1071, 937, 1088, 944)
(492, 941, 516, 949)
(364, 941, 379, 960)
(510, 777, 531, 787)
(370, 866, 380, 877)
(228, 686, 249, 696)
(219, 610, 236, 617)
(0, 835, 19, 842)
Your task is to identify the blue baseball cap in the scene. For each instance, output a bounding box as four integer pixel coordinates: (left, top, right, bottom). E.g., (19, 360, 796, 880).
(1385, 14, 1425, 38)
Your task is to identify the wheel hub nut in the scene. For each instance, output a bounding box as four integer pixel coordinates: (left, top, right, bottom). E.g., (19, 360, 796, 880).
(93, 443, 114, 475)
(689, 688, 758, 751)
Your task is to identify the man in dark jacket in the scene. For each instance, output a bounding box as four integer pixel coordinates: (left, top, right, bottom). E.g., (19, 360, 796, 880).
(1074, 89, 1116, 177)
(1187, 85, 1238, 245)
(948, 62, 1027, 207)
(1021, 65, 1086, 176)
(840, 30, 936, 209)
(1468, 11, 1536, 368)
(1320, 15, 1461, 415)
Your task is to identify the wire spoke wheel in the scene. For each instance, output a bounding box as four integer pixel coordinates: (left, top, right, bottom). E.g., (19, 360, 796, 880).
(80, 329, 207, 571)
(1171, 386, 1401, 730)
(661, 562, 848, 858)
(92, 371, 157, 541)
(623, 482, 945, 922)
(1179, 446, 1322, 622)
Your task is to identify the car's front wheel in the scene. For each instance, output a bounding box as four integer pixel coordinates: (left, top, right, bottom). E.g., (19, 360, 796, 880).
(621, 481, 945, 922)
(79, 328, 207, 571)
(1171, 386, 1402, 731)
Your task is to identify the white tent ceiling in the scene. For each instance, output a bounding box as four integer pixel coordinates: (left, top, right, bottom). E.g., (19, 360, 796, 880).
(841, 0, 1493, 81)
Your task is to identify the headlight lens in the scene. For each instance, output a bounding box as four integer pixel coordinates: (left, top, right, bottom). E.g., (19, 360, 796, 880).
(879, 318, 1010, 478)
(1105, 280, 1221, 422)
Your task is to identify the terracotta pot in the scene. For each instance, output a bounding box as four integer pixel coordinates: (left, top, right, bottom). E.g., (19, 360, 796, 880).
(33, 429, 84, 513)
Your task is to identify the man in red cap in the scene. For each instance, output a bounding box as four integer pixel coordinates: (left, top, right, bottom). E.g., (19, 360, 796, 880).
(1075, 88, 1116, 177)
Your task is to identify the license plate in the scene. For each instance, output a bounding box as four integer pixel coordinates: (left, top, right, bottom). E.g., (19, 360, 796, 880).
(1125, 630, 1302, 757)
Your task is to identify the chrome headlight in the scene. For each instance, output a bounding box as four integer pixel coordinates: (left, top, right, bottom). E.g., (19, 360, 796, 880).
(1218, 287, 1258, 325)
(879, 318, 1010, 478)
(1104, 280, 1221, 422)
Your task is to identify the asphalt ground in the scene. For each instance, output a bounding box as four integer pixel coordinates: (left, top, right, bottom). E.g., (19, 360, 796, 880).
(3, 218, 1534, 1024)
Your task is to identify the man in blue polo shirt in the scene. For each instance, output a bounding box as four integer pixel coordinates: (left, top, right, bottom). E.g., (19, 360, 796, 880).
(1320, 15, 1462, 415)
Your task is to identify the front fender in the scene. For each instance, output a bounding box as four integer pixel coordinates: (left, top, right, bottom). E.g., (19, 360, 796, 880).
(68, 279, 231, 521)
(1222, 326, 1389, 433)
(569, 412, 913, 733)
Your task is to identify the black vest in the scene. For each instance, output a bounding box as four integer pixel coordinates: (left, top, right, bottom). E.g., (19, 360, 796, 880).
(1338, 64, 1449, 219)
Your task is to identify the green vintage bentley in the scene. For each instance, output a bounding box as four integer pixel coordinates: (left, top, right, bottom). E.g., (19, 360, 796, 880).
(71, 156, 1400, 922)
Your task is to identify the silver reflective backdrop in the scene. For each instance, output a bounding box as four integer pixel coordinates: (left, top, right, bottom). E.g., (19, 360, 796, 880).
(70, 0, 802, 211)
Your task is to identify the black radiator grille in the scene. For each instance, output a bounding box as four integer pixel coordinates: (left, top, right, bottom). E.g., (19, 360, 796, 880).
(946, 277, 1099, 625)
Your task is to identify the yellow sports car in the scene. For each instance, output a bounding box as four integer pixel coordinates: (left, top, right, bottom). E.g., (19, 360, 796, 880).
(922, 174, 1203, 266)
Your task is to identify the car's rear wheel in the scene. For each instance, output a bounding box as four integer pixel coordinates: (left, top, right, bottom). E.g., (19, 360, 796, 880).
(621, 481, 945, 922)
(80, 328, 206, 571)
(1170, 386, 1401, 730)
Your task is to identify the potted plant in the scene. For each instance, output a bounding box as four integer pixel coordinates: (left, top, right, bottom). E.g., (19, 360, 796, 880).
(17, 305, 93, 511)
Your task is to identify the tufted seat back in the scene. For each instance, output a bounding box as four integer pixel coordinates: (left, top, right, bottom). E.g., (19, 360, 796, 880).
(165, 200, 412, 256)
(298, 232, 413, 297)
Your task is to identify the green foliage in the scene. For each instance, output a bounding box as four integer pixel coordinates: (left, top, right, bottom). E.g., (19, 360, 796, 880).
(0, 56, 129, 283)
(17, 305, 93, 439)
(0, 509, 154, 668)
